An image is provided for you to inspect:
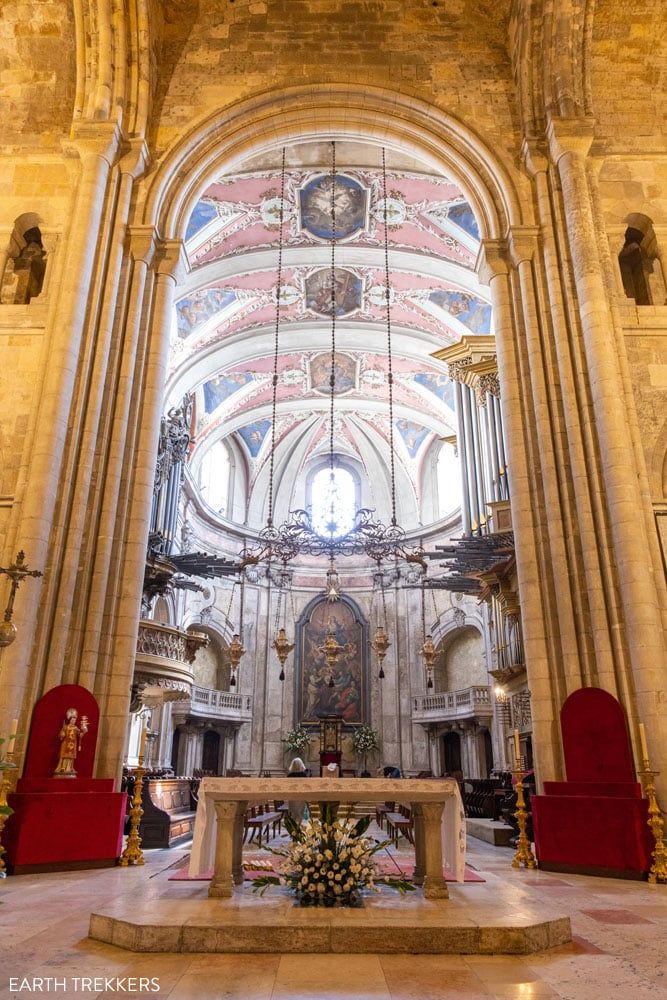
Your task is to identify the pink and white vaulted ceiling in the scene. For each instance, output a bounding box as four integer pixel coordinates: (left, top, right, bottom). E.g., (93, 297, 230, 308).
(165, 142, 492, 530)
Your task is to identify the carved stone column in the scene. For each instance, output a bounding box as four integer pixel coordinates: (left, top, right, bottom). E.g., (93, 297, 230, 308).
(420, 801, 448, 899)
(477, 240, 561, 785)
(548, 116, 667, 791)
(97, 240, 189, 780)
(1, 122, 121, 745)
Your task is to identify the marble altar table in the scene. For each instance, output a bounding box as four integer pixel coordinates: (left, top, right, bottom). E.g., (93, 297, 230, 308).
(189, 777, 463, 900)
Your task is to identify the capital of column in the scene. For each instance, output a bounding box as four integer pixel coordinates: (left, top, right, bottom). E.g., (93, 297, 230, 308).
(447, 357, 474, 383)
(127, 225, 159, 267)
(62, 120, 122, 167)
(476, 239, 510, 285)
(546, 115, 596, 167)
(507, 226, 540, 268)
(155, 239, 189, 285)
(521, 138, 549, 179)
(119, 138, 151, 180)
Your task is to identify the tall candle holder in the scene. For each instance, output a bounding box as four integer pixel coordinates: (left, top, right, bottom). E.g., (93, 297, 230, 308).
(0, 748, 18, 877)
(511, 755, 537, 870)
(637, 723, 667, 884)
(119, 756, 146, 867)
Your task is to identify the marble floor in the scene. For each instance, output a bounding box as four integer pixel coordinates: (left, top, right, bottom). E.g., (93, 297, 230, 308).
(1, 836, 666, 999)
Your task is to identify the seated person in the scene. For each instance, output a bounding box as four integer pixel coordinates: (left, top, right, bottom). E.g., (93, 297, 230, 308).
(383, 765, 402, 778)
(286, 757, 309, 824)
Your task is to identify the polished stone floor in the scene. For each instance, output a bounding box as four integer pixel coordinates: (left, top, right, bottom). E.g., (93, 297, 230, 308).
(1, 835, 666, 999)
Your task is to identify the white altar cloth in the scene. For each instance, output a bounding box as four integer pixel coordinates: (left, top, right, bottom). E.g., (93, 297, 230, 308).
(189, 777, 465, 884)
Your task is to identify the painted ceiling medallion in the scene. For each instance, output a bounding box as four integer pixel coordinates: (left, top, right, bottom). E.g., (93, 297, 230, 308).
(309, 352, 358, 396)
(298, 174, 369, 241)
(371, 196, 407, 226)
(260, 196, 295, 227)
(304, 267, 363, 317)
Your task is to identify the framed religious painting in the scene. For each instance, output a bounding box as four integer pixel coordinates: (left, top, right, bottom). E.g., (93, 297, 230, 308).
(295, 594, 369, 728)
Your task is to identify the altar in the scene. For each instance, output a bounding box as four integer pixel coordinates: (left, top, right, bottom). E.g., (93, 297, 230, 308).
(189, 777, 464, 900)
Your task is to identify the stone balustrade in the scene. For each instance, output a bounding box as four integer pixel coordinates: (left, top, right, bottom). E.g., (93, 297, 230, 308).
(171, 684, 253, 726)
(134, 620, 209, 702)
(412, 685, 493, 723)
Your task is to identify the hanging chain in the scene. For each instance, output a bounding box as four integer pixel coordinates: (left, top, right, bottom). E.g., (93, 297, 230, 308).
(274, 580, 283, 633)
(382, 147, 397, 526)
(421, 571, 427, 644)
(381, 575, 389, 630)
(289, 580, 297, 626)
(239, 565, 246, 641)
(224, 579, 237, 626)
(328, 140, 337, 544)
(267, 147, 287, 528)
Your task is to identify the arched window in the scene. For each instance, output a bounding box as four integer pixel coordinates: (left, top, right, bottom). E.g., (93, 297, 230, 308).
(437, 442, 461, 518)
(618, 214, 666, 306)
(1, 213, 47, 305)
(311, 465, 357, 538)
(198, 439, 230, 514)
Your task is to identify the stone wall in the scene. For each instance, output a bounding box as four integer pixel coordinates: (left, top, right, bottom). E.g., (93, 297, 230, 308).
(152, 0, 519, 163)
(0, 0, 76, 145)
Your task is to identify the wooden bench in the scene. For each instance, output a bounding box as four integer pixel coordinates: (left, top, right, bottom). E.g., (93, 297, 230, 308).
(243, 801, 282, 846)
(140, 778, 196, 848)
(386, 805, 414, 846)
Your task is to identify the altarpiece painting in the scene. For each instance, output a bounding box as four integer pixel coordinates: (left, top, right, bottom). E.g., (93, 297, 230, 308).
(295, 595, 369, 727)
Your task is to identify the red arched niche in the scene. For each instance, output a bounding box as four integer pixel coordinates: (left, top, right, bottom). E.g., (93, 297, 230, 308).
(23, 684, 100, 779)
(561, 687, 635, 783)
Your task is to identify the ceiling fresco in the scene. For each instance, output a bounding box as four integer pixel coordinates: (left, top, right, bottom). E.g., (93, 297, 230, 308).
(168, 150, 493, 527)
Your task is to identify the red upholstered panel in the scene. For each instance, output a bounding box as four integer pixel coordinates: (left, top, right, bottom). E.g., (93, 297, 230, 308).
(533, 793, 653, 874)
(17, 777, 114, 794)
(560, 687, 635, 783)
(4, 790, 126, 868)
(23, 684, 99, 779)
(542, 780, 642, 798)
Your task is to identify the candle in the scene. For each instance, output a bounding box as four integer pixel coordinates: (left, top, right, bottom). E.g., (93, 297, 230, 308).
(138, 726, 148, 761)
(513, 729, 521, 767)
(638, 722, 649, 766)
(7, 718, 18, 756)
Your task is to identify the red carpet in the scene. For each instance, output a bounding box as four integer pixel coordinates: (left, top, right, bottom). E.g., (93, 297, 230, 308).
(168, 853, 485, 883)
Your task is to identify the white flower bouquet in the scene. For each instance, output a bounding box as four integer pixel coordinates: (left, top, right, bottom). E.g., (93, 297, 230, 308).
(351, 725, 379, 757)
(253, 805, 414, 906)
(281, 725, 312, 758)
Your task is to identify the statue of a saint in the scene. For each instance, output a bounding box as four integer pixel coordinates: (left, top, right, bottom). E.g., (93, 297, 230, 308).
(53, 708, 89, 778)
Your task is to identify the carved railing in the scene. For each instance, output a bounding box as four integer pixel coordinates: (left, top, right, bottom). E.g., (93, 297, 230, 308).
(413, 685, 493, 723)
(136, 621, 208, 665)
(176, 685, 253, 724)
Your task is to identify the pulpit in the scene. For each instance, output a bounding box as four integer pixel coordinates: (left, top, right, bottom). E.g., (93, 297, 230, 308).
(4, 684, 126, 873)
(532, 687, 653, 878)
(318, 714, 342, 775)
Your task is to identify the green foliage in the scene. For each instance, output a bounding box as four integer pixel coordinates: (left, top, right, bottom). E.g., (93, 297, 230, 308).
(281, 726, 312, 757)
(351, 725, 380, 757)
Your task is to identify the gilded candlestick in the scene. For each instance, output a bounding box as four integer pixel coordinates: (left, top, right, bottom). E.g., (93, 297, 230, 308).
(511, 763, 537, 870)
(638, 763, 667, 884)
(119, 759, 146, 867)
(0, 750, 18, 877)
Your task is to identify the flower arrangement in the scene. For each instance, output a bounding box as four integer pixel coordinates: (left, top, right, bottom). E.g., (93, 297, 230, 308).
(281, 725, 312, 758)
(351, 725, 379, 757)
(253, 805, 414, 906)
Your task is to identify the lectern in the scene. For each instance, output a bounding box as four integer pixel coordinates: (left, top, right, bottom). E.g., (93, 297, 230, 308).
(318, 714, 342, 775)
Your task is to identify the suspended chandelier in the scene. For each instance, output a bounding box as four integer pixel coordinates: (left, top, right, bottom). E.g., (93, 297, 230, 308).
(240, 142, 425, 575)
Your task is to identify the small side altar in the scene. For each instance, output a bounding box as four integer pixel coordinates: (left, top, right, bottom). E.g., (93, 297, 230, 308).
(189, 777, 463, 900)
(4, 684, 126, 874)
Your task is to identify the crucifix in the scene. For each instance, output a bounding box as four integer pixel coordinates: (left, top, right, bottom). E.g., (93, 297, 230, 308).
(0, 551, 43, 649)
